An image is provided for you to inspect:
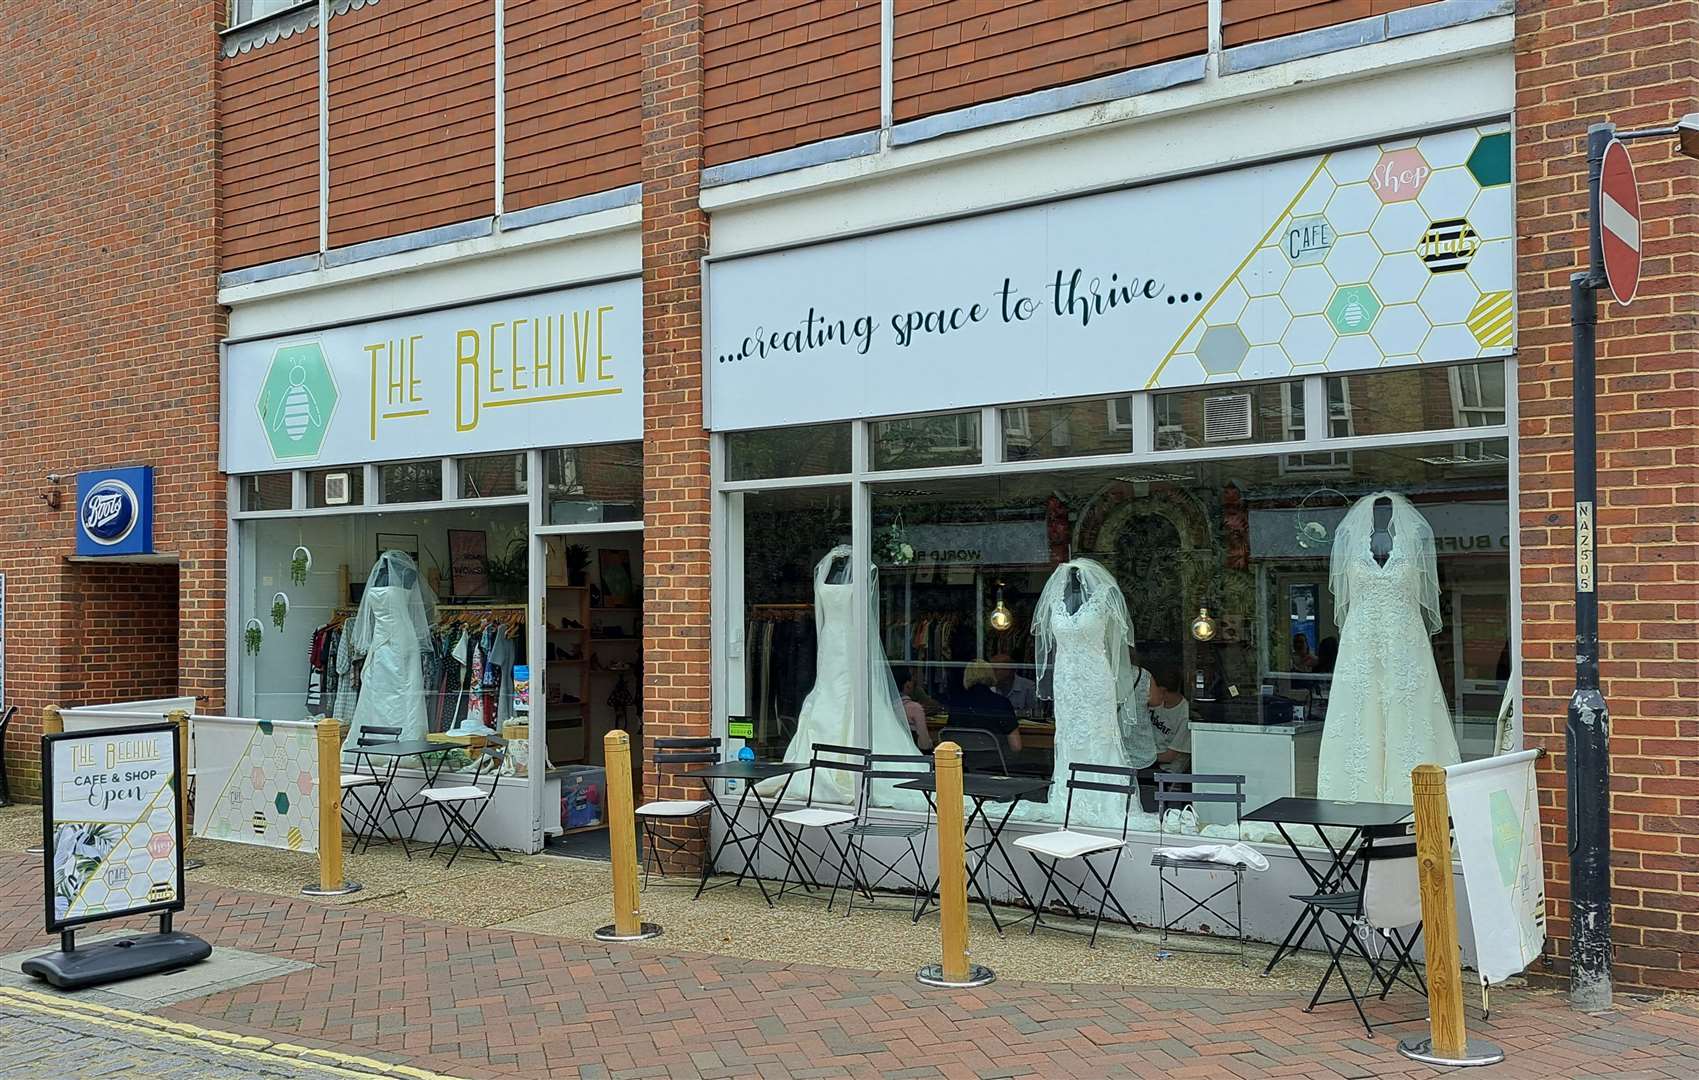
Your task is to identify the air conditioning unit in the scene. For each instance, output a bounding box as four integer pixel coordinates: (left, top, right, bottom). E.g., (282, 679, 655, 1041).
(1203, 394, 1254, 442)
(323, 471, 351, 505)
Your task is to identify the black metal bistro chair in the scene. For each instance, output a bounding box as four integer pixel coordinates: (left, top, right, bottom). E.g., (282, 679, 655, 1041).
(1296, 820, 1428, 1035)
(836, 752, 935, 918)
(936, 726, 1007, 775)
(1151, 773, 1251, 959)
(633, 736, 720, 889)
(772, 743, 867, 902)
(1013, 762, 1140, 947)
(418, 746, 508, 868)
(343, 725, 403, 854)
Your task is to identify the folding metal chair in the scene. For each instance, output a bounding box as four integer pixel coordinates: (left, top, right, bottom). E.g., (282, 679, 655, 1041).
(772, 743, 867, 901)
(418, 746, 507, 868)
(1151, 773, 1250, 959)
(937, 726, 1007, 774)
(1013, 762, 1139, 947)
(836, 753, 935, 918)
(634, 736, 719, 889)
(345, 725, 402, 854)
(1297, 821, 1428, 1035)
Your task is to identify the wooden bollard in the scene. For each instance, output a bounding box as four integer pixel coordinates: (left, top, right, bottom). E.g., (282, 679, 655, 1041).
(594, 730, 661, 941)
(302, 717, 361, 896)
(167, 710, 192, 831)
(1396, 764, 1503, 1067)
(917, 742, 994, 988)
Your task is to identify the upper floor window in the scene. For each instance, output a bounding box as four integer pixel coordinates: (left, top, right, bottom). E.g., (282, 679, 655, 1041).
(232, 1, 307, 27)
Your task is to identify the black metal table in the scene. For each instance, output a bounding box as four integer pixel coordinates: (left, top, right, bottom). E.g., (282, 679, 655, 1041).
(346, 739, 463, 859)
(686, 760, 808, 907)
(1245, 796, 1413, 974)
(897, 772, 1049, 934)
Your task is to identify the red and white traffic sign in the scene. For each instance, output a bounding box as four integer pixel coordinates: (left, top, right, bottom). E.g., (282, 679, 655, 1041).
(1601, 137, 1642, 305)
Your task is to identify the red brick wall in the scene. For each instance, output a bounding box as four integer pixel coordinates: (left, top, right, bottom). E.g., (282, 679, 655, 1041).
(1514, 0, 1699, 992)
(328, 0, 495, 249)
(893, 0, 1207, 123)
(704, 0, 881, 167)
(642, 0, 713, 870)
(1222, 0, 1434, 47)
(221, 29, 319, 271)
(0, 1, 226, 799)
(74, 567, 182, 704)
(505, 0, 642, 212)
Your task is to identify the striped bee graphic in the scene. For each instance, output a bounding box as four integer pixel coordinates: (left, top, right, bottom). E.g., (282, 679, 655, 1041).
(269, 364, 324, 442)
(1417, 218, 1480, 273)
(252, 811, 270, 836)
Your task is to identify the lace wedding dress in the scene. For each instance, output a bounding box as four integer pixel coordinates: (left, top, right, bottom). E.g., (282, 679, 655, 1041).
(1316, 492, 1461, 803)
(756, 546, 925, 809)
(1018, 559, 1154, 827)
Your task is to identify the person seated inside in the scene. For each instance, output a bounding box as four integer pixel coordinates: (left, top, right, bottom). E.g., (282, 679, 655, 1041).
(892, 665, 934, 752)
(989, 651, 1038, 715)
(950, 659, 1022, 758)
(1129, 662, 1192, 811)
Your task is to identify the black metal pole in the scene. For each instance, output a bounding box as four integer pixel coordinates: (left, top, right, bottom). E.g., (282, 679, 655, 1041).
(1566, 121, 1614, 1012)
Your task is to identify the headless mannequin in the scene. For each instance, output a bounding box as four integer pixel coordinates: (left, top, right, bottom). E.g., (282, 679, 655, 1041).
(825, 553, 851, 585)
(1370, 496, 1395, 566)
(1063, 566, 1084, 614)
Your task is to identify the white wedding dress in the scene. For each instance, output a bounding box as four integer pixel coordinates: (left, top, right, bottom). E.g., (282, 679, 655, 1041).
(1316, 493, 1461, 803)
(757, 547, 926, 810)
(345, 551, 434, 751)
(1019, 560, 1154, 828)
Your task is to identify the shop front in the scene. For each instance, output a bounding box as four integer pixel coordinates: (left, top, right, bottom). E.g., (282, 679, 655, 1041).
(705, 121, 1518, 941)
(222, 278, 645, 854)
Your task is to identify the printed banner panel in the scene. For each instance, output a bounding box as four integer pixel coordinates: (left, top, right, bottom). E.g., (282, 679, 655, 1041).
(192, 719, 321, 854)
(45, 724, 182, 930)
(1447, 749, 1547, 985)
(706, 123, 1513, 430)
(225, 277, 643, 473)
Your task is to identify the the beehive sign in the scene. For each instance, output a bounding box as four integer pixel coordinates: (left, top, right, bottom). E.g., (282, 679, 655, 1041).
(44, 722, 183, 930)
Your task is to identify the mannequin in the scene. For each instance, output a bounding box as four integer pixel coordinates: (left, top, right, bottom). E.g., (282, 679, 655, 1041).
(346, 551, 435, 749)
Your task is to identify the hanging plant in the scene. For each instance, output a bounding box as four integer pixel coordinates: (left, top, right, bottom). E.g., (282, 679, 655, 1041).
(271, 592, 290, 630)
(290, 546, 313, 586)
(873, 512, 914, 566)
(243, 618, 264, 656)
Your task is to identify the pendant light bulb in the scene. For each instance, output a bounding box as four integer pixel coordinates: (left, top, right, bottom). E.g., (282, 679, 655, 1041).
(1190, 605, 1218, 643)
(989, 585, 1014, 633)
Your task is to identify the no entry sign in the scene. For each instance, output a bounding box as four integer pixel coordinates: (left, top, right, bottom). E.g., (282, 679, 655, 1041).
(1601, 138, 1642, 305)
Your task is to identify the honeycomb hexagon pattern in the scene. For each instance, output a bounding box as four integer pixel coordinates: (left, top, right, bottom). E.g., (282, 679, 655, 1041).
(195, 720, 321, 855)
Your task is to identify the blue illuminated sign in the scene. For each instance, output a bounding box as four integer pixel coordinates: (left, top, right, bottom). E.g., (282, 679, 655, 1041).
(74, 467, 154, 557)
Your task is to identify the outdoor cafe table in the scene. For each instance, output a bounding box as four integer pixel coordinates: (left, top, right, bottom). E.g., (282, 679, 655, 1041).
(685, 760, 808, 907)
(897, 772, 1050, 934)
(1244, 795, 1413, 975)
(345, 739, 467, 859)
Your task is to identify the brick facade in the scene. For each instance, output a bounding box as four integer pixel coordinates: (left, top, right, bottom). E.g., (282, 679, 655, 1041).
(1513, 1, 1699, 992)
(0, 0, 226, 799)
(1221, 0, 1434, 48)
(220, 28, 319, 271)
(640, 0, 714, 870)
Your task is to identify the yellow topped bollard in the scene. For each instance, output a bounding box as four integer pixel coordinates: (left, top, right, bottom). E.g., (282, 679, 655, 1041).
(1397, 763, 1502, 1067)
(595, 730, 662, 942)
(302, 716, 362, 897)
(917, 742, 995, 988)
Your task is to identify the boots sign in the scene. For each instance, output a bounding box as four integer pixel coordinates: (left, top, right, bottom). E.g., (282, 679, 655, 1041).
(74, 467, 154, 557)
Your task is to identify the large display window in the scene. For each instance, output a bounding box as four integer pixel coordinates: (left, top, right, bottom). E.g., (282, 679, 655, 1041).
(718, 361, 1515, 836)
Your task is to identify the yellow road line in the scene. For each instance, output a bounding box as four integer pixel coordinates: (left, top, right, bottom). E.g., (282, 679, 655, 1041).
(0, 986, 463, 1080)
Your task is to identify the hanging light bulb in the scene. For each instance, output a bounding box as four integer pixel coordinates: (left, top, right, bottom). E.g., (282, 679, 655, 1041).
(989, 583, 1014, 633)
(1190, 605, 1218, 642)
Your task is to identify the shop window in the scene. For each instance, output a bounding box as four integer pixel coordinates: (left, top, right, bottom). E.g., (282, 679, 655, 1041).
(241, 472, 293, 512)
(236, 505, 530, 776)
(231, 0, 305, 25)
(1153, 380, 1304, 451)
(724, 422, 852, 481)
(1323, 360, 1507, 439)
(545, 442, 642, 525)
(377, 460, 443, 504)
(460, 453, 528, 499)
(307, 467, 363, 509)
(871, 412, 982, 470)
(1282, 381, 1352, 475)
(1001, 398, 1134, 462)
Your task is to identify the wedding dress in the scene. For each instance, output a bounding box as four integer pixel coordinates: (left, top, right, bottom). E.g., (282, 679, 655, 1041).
(1018, 559, 1153, 827)
(345, 551, 434, 751)
(757, 546, 925, 809)
(1316, 492, 1460, 803)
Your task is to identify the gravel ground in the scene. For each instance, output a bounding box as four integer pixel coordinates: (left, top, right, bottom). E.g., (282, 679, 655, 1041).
(0, 803, 1336, 991)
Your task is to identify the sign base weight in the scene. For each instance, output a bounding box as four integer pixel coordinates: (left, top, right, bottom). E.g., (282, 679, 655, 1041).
(21, 931, 211, 991)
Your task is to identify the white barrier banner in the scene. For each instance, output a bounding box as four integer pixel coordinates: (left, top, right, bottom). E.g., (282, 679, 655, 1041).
(1445, 749, 1546, 984)
(192, 717, 321, 854)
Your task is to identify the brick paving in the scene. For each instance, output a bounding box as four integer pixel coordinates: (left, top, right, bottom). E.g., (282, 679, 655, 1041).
(2, 853, 1697, 1079)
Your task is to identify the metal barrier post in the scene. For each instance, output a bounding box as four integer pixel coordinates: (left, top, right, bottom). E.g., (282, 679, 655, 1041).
(595, 730, 660, 941)
(302, 716, 361, 897)
(917, 742, 994, 988)
(1398, 763, 1502, 1067)
(27, 708, 63, 855)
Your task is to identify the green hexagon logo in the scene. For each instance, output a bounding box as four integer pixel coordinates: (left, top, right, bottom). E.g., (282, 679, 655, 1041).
(1325, 285, 1381, 335)
(1466, 131, 1512, 188)
(257, 342, 338, 462)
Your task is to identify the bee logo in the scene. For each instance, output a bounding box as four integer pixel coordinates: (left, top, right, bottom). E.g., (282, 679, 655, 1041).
(251, 811, 269, 836)
(271, 364, 325, 443)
